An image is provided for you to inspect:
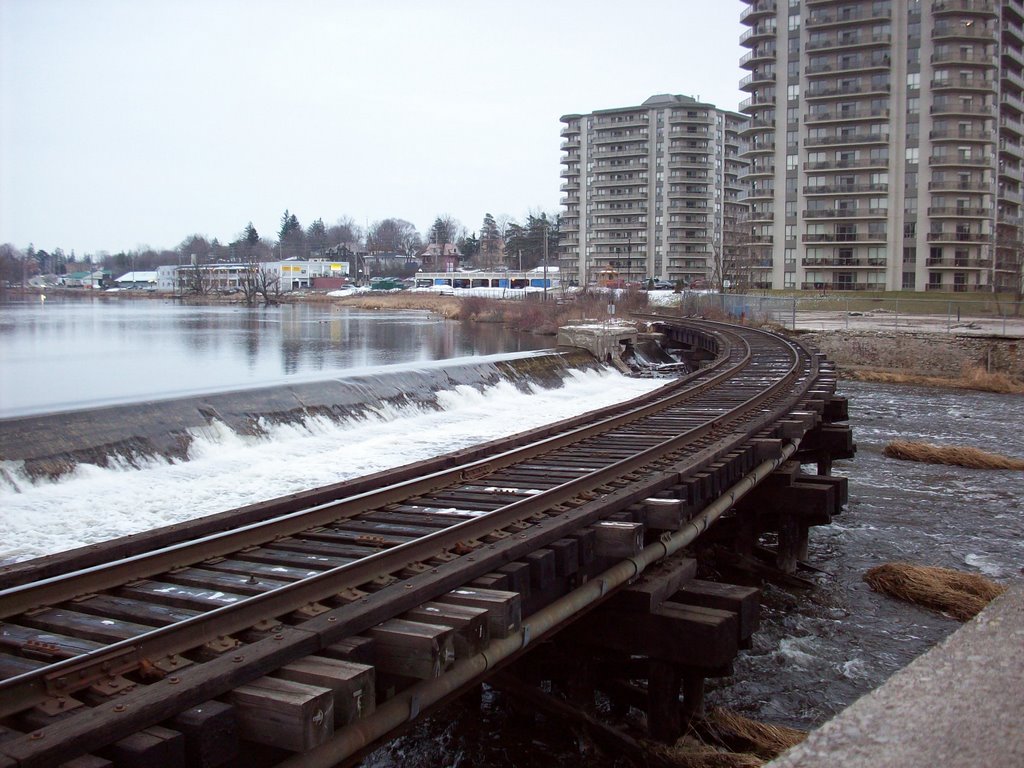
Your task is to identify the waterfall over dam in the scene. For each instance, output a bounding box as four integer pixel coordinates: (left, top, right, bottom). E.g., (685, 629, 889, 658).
(1, 349, 601, 480)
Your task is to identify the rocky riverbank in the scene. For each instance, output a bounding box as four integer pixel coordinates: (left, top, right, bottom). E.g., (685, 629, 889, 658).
(797, 329, 1024, 389)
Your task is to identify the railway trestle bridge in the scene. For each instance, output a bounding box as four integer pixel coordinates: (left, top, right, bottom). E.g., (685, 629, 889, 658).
(0, 319, 854, 768)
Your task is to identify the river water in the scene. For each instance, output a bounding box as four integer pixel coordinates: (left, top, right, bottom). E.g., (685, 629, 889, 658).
(1, 297, 1022, 764)
(0, 295, 549, 417)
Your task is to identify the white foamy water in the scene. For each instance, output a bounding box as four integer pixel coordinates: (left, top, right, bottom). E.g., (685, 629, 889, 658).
(0, 368, 668, 564)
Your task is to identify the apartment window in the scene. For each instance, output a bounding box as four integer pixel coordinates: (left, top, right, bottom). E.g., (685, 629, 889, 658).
(788, 84, 800, 100)
(907, 97, 919, 114)
(785, 248, 796, 264)
(907, 73, 919, 90)
(906, 147, 919, 164)
(903, 246, 916, 262)
(904, 222, 916, 239)
(786, 154, 798, 170)
(902, 272, 916, 289)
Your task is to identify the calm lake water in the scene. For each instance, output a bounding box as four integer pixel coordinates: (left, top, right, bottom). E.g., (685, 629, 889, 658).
(0, 295, 550, 417)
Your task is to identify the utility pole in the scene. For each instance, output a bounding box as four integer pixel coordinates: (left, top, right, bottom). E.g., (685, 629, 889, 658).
(543, 222, 548, 301)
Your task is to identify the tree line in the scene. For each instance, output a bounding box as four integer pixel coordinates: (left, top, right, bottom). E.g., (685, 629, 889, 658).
(0, 208, 561, 287)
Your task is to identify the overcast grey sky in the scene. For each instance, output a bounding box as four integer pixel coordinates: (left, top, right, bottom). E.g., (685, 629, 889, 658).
(0, 0, 746, 256)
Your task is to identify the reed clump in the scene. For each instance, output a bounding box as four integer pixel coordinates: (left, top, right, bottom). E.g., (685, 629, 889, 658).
(864, 562, 1007, 621)
(693, 708, 806, 760)
(648, 708, 806, 767)
(848, 364, 1024, 394)
(883, 439, 1024, 470)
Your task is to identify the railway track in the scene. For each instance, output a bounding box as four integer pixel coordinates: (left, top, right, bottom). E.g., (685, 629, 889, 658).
(0, 320, 846, 767)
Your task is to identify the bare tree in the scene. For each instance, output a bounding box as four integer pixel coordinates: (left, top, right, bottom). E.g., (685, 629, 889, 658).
(367, 218, 421, 256)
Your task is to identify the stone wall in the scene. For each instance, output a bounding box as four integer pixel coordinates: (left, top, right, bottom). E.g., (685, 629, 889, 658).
(800, 330, 1024, 380)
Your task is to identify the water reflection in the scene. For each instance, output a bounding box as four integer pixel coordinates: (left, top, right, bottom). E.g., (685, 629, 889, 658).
(0, 297, 551, 416)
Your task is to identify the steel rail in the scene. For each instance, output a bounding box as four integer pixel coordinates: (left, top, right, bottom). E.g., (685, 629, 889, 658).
(0, 323, 814, 718)
(0, 327, 746, 619)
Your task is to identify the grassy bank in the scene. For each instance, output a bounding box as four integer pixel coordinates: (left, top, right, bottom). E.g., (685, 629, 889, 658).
(843, 365, 1024, 394)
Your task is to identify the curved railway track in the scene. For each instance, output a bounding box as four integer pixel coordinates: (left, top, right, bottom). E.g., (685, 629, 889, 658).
(0, 319, 844, 767)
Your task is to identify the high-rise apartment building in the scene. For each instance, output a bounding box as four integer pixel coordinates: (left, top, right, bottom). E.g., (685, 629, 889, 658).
(559, 95, 748, 287)
(740, 0, 1023, 293)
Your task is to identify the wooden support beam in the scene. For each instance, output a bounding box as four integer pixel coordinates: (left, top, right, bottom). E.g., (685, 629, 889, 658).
(496, 562, 531, 599)
(823, 396, 849, 422)
(98, 726, 185, 768)
(440, 587, 521, 639)
(547, 538, 579, 577)
(403, 602, 490, 656)
(569, 600, 738, 669)
(319, 635, 374, 665)
(367, 619, 455, 679)
(609, 554, 698, 614)
(525, 549, 556, 592)
(592, 521, 644, 560)
(800, 424, 856, 459)
(674, 580, 760, 643)
(641, 498, 686, 531)
(275, 656, 375, 727)
(647, 660, 682, 743)
(169, 701, 237, 768)
(228, 677, 334, 753)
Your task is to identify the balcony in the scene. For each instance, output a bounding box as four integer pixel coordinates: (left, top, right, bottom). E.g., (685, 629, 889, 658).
(927, 154, 994, 167)
(927, 180, 992, 191)
(593, 115, 650, 128)
(806, 108, 889, 123)
(927, 206, 993, 217)
(929, 102, 992, 116)
(930, 49, 997, 67)
(930, 76, 996, 91)
(801, 257, 888, 267)
(740, 70, 776, 91)
(740, 46, 777, 68)
(932, 0, 998, 17)
(803, 158, 890, 170)
(929, 128, 992, 141)
(932, 24, 996, 42)
(803, 183, 889, 194)
(806, 8, 892, 28)
(926, 231, 988, 242)
(925, 257, 993, 268)
(740, 23, 777, 46)
(804, 132, 888, 147)
(592, 143, 649, 156)
(801, 232, 887, 242)
(803, 207, 889, 218)
(740, 0, 776, 24)
(668, 157, 714, 169)
(806, 33, 891, 52)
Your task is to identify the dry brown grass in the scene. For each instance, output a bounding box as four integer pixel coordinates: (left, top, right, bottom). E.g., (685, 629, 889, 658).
(883, 439, 1024, 470)
(647, 742, 764, 768)
(864, 562, 1007, 621)
(332, 293, 462, 318)
(647, 708, 806, 768)
(847, 364, 1024, 394)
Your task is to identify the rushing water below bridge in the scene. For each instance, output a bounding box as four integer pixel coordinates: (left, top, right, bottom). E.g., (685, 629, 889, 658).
(1, 297, 1022, 764)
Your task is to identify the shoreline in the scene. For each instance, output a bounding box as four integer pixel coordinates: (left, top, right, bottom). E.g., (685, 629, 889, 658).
(7, 287, 1023, 391)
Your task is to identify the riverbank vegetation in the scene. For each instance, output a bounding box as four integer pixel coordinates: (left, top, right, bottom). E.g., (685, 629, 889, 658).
(864, 563, 1007, 621)
(847, 365, 1024, 394)
(883, 439, 1024, 470)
